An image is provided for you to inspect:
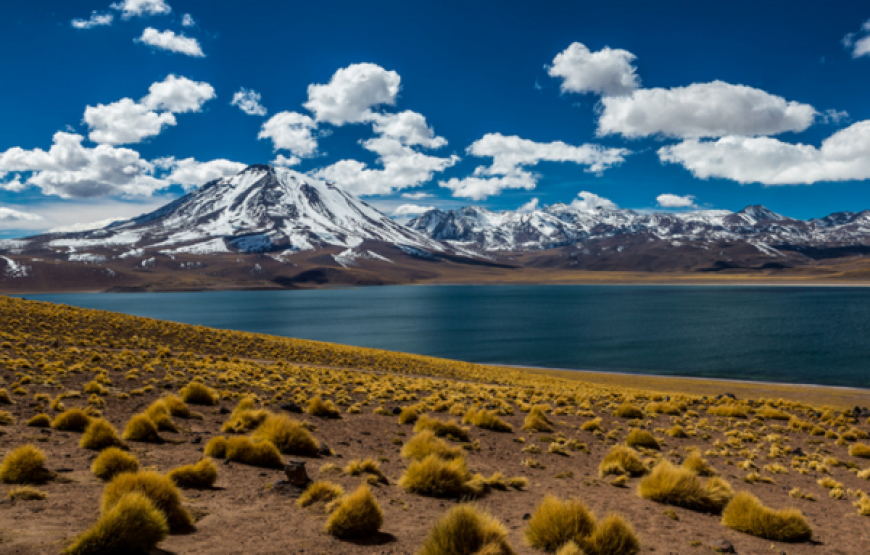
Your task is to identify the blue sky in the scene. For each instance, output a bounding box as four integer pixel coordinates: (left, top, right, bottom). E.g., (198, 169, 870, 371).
(2, 0, 870, 237)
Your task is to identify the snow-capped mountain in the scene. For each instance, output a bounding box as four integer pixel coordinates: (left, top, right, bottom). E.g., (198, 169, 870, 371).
(407, 204, 870, 253)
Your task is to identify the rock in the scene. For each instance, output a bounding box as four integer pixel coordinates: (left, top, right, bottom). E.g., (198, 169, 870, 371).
(319, 444, 332, 457)
(284, 460, 310, 487)
(391, 407, 401, 415)
(279, 402, 303, 413)
(522, 513, 531, 520)
(792, 447, 805, 457)
(218, 406, 231, 415)
(716, 393, 737, 400)
(711, 539, 735, 553)
(190, 436, 202, 444)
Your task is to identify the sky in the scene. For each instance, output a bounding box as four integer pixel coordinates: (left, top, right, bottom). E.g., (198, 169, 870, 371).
(2, 0, 870, 238)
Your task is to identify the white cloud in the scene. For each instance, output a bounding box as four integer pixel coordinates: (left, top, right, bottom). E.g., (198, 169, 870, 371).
(71, 12, 114, 29)
(570, 191, 618, 212)
(597, 81, 817, 139)
(137, 28, 204, 57)
(84, 75, 214, 145)
(548, 42, 640, 96)
(181, 13, 194, 27)
(258, 112, 318, 158)
(111, 0, 171, 18)
(31, 198, 171, 233)
(49, 218, 123, 233)
(0, 207, 44, 227)
(401, 191, 433, 199)
(0, 132, 165, 198)
(155, 157, 246, 190)
(231, 88, 267, 116)
(844, 19, 870, 57)
(369, 111, 446, 148)
(658, 120, 870, 185)
(392, 204, 435, 216)
(440, 170, 537, 201)
(656, 193, 697, 208)
(517, 198, 540, 213)
(304, 63, 401, 125)
(312, 136, 459, 196)
(271, 154, 301, 167)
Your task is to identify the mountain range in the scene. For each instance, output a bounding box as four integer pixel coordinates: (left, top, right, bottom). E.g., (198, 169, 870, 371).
(3, 164, 870, 292)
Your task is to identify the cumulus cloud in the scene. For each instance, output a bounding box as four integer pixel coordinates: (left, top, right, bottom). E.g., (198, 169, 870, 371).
(548, 42, 640, 96)
(440, 133, 628, 200)
(368, 111, 447, 148)
(304, 63, 401, 125)
(154, 157, 245, 190)
(844, 19, 870, 57)
(597, 81, 817, 139)
(392, 204, 435, 216)
(111, 0, 171, 18)
(71, 12, 114, 29)
(271, 154, 301, 167)
(0, 132, 165, 198)
(137, 28, 204, 57)
(658, 120, 870, 185)
(570, 191, 618, 212)
(258, 112, 318, 158)
(84, 75, 215, 145)
(517, 198, 540, 213)
(401, 191, 434, 199)
(656, 193, 697, 208)
(0, 207, 44, 225)
(181, 13, 194, 27)
(231, 88, 267, 116)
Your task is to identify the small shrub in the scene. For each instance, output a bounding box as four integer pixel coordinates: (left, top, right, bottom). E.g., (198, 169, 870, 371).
(599, 446, 648, 478)
(63, 492, 168, 555)
(849, 443, 870, 459)
(415, 415, 471, 442)
(168, 458, 218, 489)
(298, 480, 344, 508)
(525, 495, 596, 552)
(307, 395, 341, 418)
(402, 431, 464, 461)
(721, 491, 812, 542)
(144, 401, 179, 433)
(586, 513, 641, 555)
(399, 454, 473, 497)
(682, 453, 716, 477)
(398, 406, 419, 425)
(463, 408, 513, 433)
(615, 403, 644, 419)
(222, 397, 269, 433)
(102, 471, 192, 533)
(26, 414, 51, 428)
(123, 414, 161, 443)
(638, 461, 733, 513)
(0, 445, 52, 484)
(0, 411, 15, 425)
(0, 389, 11, 404)
(8, 485, 47, 501)
(52, 408, 91, 432)
(81, 418, 125, 450)
(666, 426, 688, 438)
(251, 414, 320, 456)
(204, 436, 228, 458)
(625, 429, 660, 450)
(223, 436, 283, 469)
(92, 447, 139, 481)
(523, 406, 554, 433)
(162, 395, 192, 418)
(417, 504, 514, 555)
(179, 382, 218, 406)
(345, 458, 388, 484)
(324, 485, 383, 538)
(707, 405, 748, 419)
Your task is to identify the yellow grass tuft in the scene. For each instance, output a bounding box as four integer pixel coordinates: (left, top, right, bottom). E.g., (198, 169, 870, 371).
(682, 452, 716, 477)
(599, 446, 648, 478)
(638, 461, 733, 513)
(345, 458, 388, 484)
(625, 429, 660, 450)
(8, 485, 47, 501)
(206, 436, 284, 469)
(81, 418, 125, 450)
(398, 406, 419, 425)
(586, 513, 641, 555)
(63, 492, 168, 555)
(415, 415, 471, 442)
(721, 491, 812, 542)
(463, 408, 513, 433)
(615, 403, 644, 419)
(418, 504, 515, 555)
(324, 485, 383, 538)
(0, 444, 53, 484)
(399, 454, 474, 497)
(26, 414, 51, 427)
(523, 406, 554, 433)
(0, 389, 11, 404)
(168, 458, 218, 489)
(401, 431, 464, 461)
(179, 382, 218, 406)
(251, 414, 320, 456)
(122, 414, 161, 443)
(298, 480, 344, 508)
(102, 470, 192, 533)
(222, 397, 269, 433)
(849, 443, 870, 459)
(92, 447, 139, 481)
(525, 494, 596, 552)
(307, 395, 341, 418)
(51, 408, 91, 432)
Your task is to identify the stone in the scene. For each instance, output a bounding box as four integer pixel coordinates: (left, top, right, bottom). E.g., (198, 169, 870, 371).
(218, 406, 231, 415)
(391, 407, 401, 415)
(279, 402, 303, 413)
(190, 436, 202, 444)
(711, 539, 735, 553)
(284, 460, 310, 487)
(522, 513, 531, 520)
(319, 444, 332, 457)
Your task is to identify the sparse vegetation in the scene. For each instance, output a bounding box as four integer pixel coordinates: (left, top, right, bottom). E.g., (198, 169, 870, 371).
(324, 485, 383, 538)
(721, 491, 812, 542)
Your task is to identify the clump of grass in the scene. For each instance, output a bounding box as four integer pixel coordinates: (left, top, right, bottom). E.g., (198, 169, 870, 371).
(8, 485, 47, 501)
(144, 401, 180, 433)
(26, 414, 51, 428)
(251, 414, 320, 456)
(415, 415, 471, 442)
(0, 445, 53, 484)
(721, 491, 812, 542)
(399, 454, 474, 497)
(162, 395, 193, 418)
(179, 382, 218, 406)
(599, 446, 648, 478)
(168, 458, 218, 489)
(102, 470, 192, 533)
(625, 429, 660, 450)
(324, 485, 383, 538)
(817, 477, 843, 490)
(63, 492, 168, 555)
(401, 431, 464, 461)
(855, 493, 870, 516)
(615, 403, 644, 419)
(345, 458, 388, 484)
(849, 443, 870, 459)
(298, 480, 344, 508)
(638, 461, 733, 513)
(307, 395, 341, 418)
(417, 504, 515, 555)
(523, 406, 554, 433)
(586, 513, 641, 555)
(206, 436, 283, 469)
(707, 405, 748, 419)
(463, 408, 513, 433)
(581, 418, 603, 432)
(0, 411, 16, 425)
(81, 418, 125, 450)
(525, 495, 597, 552)
(51, 408, 91, 432)
(122, 414, 161, 443)
(682, 453, 716, 477)
(92, 447, 139, 481)
(398, 406, 419, 425)
(0, 389, 11, 404)
(666, 426, 688, 438)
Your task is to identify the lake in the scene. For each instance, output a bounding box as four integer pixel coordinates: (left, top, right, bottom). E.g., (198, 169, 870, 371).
(20, 285, 870, 388)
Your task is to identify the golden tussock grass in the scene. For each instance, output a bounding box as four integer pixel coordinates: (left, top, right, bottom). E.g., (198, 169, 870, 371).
(92, 447, 139, 481)
(625, 429, 660, 450)
(0, 411, 16, 426)
(168, 458, 218, 489)
(345, 458, 388, 484)
(758, 406, 791, 420)
(615, 403, 645, 419)
(849, 443, 870, 459)
(523, 406, 554, 433)
(586, 513, 641, 555)
(298, 480, 344, 508)
(682, 453, 716, 477)
(162, 395, 194, 418)
(324, 485, 383, 538)
(707, 405, 748, 418)
(25, 414, 51, 428)
(102, 470, 192, 533)
(417, 504, 515, 555)
(721, 491, 812, 542)
(307, 395, 341, 418)
(401, 431, 464, 461)
(858, 467, 870, 480)
(463, 408, 513, 433)
(855, 493, 870, 516)
(81, 418, 125, 450)
(599, 446, 648, 478)
(0, 389, 11, 404)
(221, 397, 269, 433)
(398, 454, 476, 497)
(206, 436, 283, 469)
(51, 408, 91, 432)
(251, 414, 320, 456)
(0, 444, 53, 484)
(524, 495, 597, 552)
(398, 406, 419, 424)
(63, 492, 168, 555)
(555, 541, 583, 555)
(144, 401, 180, 433)
(665, 425, 687, 438)
(8, 485, 47, 501)
(638, 461, 733, 513)
(122, 414, 161, 443)
(415, 415, 471, 442)
(179, 382, 218, 406)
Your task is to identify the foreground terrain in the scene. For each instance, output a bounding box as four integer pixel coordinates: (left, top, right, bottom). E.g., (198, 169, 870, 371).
(0, 295, 869, 554)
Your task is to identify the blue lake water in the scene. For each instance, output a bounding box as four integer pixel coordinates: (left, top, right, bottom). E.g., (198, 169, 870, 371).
(20, 285, 870, 388)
